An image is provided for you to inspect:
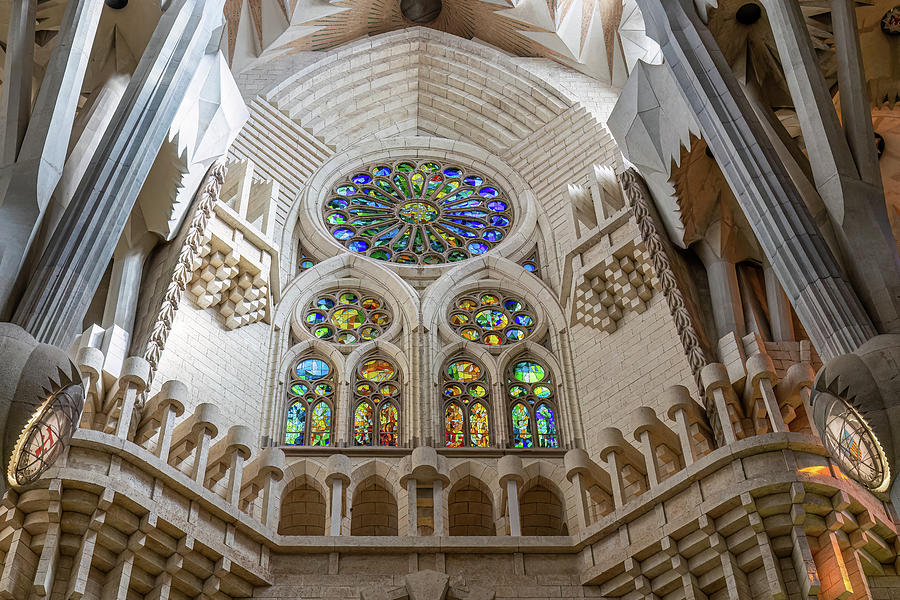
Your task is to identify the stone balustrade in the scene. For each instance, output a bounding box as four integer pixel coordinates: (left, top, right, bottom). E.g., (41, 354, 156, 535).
(0, 350, 896, 599)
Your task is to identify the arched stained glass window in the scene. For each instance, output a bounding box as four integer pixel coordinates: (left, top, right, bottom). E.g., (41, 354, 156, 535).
(448, 292, 535, 346)
(323, 160, 514, 265)
(353, 357, 402, 446)
(442, 356, 491, 448)
(507, 358, 560, 448)
(303, 289, 392, 344)
(285, 356, 335, 446)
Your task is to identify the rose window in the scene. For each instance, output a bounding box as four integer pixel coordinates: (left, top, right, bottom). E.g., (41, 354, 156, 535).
(448, 292, 535, 346)
(323, 160, 514, 265)
(303, 290, 392, 344)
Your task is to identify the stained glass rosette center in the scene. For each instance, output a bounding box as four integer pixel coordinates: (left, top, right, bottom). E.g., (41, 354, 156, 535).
(324, 160, 513, 265)
(303, 290, 391, 345)
(449, 292, 535, 346)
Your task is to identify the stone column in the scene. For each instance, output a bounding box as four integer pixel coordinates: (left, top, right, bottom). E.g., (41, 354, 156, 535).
(406, 479, 418, 536)
(498, 455, 524, 536)
(701, 363, 739, 445)
(745, 354, 787, 434)
(432, 480, 444, 536)
(663, 386, 700, 466)
(0, 0, 104, 318)
(12, 0, 228, 345)
(764, 263, 794, 342)
(113, 357, 151, 440)
(635, 0, 877, 359)
(325, 454, 351, 536)
(761, 0, 900, 335)
(695, 220, 746, 340)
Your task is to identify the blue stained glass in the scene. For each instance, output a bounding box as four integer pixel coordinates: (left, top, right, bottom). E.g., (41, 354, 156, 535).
(511, 403, 533, 448)
(512, 361, 545, 383)
(514, 314, 534, 327)
(523, 263, 536, 272)
(327, 162, 512, 265)
(295, 358, 330, 380)
(441, 224, 477, 238)
(317, 298, 335, 310)
(285, 402, 306, 445)
(306, 312, 326, 324)
(536, 404, 558, 448)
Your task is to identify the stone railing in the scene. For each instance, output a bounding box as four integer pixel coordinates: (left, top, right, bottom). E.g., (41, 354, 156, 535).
(1, 349, 897, 600)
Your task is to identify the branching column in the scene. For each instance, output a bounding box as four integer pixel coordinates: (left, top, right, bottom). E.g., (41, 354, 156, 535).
(635, 0, 877, 359)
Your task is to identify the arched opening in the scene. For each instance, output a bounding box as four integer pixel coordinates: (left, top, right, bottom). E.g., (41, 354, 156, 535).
(448, 476, 494, 536)
(351, 478, 399, 536)
(278, 480, 327, 535)
(519, 480, 567, 536)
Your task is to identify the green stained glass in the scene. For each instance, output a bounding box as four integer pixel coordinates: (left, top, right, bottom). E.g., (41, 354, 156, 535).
(511, 403, 533, 448)
(512, 361, 545, 384)
(314, 383, 333, 396)
(447, 360, 481, 382)
(325, 160, 512, 264)
(310, 402, 331, 446)
(509, 385, 528, 398)
(285, 402, 306, 445)
(290, 383, 308, 396)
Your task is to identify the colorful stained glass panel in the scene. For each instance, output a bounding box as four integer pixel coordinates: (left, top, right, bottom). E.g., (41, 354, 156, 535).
(512, 361, 545, 384)
(379, 404, 399, 446)
(354, 403, 374, 446)
(469, 402, 490, 447)
(310, 402, 331, 446)
(296, 358, 330, 380)
(511, 403, 533, 448)
(536, 403, 559, 448)
(362, 359, 395, 382)
(285, 402, 306, 445)
(447, 360, 481, 381)
(445, 403, 464, 447)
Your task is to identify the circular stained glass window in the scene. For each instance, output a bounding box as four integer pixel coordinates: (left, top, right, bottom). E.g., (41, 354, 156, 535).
(820, 392, 890, 491)
(323, 160, 514, 265)
(303, 290, 392, 345)
(448, 292, 535, 346)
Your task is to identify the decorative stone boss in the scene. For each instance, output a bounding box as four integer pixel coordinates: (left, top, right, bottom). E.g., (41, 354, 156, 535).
(0, 324, 85, 496)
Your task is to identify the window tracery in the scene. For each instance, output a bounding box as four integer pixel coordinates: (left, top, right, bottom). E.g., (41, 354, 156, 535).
(302, 290, 393, 344)
(323, 159, 513, 265)
(353, 357, 402, 446)
(285, 356, 335, 446)
(507, 359, 559, 448)
(448, 292, 535, 346)
(442, 357, 491, 447)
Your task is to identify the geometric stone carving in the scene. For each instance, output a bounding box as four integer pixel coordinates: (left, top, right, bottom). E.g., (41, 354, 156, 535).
(188, 230, 269, 330)
(571, 239, 659, 333)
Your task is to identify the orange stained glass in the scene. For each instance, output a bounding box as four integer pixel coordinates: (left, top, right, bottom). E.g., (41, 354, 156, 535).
(362, 359, 395, 382)
(469, 402, 490, 447)
(445, 403, 464, 447)
(380, 404, 399, 446)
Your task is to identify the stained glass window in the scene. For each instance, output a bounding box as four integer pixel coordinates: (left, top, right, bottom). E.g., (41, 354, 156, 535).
(284, 355, 335, 446)
(507, 358, 559, 448)
(821, 392, 888, 491)
(353, 356, 401, 446)
(297, 244, 315, 272)
(448, 292, 535, 346)
(442, 356, 490, 447)
(323, 160, 514, 265)
(303, 290, 392, 344)
(519, 251, 538, 273)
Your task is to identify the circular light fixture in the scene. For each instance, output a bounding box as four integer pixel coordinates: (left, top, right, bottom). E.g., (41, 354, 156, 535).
(8, 382, 84, 487)
(105, 0, 128, 8)
(815, 391, 890, 492)
(736, 3, 762, 25)
(401, 0, 442, 23)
